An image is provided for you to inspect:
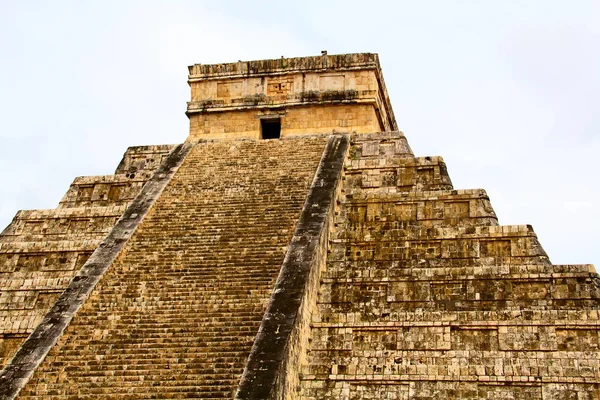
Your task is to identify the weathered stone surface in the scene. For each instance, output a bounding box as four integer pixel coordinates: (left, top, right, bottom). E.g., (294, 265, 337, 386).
(236, 135, 349, 400)
(0, 145, 172, 371)
(299, 133, 600, 400)
(0, 143, 191, 399)
(15, 136, 328, 398)
(0, 53, 596, 399)
(186, 53, 396, 140)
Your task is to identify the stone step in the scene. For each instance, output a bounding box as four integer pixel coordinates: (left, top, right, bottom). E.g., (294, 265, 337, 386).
(19, 136, 330, 397)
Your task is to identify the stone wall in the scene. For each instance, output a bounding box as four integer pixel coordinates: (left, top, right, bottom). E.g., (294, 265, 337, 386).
(3, 51, 595, 399)
(2, 131, 598, 399)
(299, 132, 600, 399)
(0, 145, 173, 370)
(189, 69, 379, 105)
(186, 53, 396, 141)
(17, 136, 329, 398)
(236, 135, 349, 400)
(188, 104, 381, 140)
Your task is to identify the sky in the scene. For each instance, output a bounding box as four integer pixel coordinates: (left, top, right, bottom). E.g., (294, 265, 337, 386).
(0, 1, 598, 267)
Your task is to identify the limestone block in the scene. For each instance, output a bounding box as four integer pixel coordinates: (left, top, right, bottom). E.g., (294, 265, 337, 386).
(542, 383, 599, 400)
(477, 384, 542, 399)
(396, 326, 450, 350)
(498, 326, 557, 351)
(350, 383, 409, 400)
(556, 328, 600, 351)
(451, 327, 499, 351)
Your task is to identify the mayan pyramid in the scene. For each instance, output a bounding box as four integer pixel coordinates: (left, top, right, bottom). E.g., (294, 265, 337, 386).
(0, 53, 599, 399)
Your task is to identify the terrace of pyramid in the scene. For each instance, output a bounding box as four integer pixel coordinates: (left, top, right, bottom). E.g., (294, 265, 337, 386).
(0, 52, 598, 399)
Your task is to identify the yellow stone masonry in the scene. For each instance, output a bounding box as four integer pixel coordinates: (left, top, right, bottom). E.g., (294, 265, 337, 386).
(0, 53, 597, 400)
(186, 53, 396, 140)
(0, 145, 172, 370)
(299, 133, 600, 400)
(19, 137, 328, 398)
(189, 104, 381, 140)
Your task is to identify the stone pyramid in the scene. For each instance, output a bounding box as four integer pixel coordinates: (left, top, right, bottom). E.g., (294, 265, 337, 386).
(0, 53, 598, 399)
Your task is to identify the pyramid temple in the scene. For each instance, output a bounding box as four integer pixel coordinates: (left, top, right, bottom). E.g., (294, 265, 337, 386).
(0, 53, 599, 399)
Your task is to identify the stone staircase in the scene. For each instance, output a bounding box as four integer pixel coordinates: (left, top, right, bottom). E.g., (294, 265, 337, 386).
(18, 136, 329, 398)
(0, 145, 173, 369)
(300, 132, 600, 399)
(4, 132, 599, 399)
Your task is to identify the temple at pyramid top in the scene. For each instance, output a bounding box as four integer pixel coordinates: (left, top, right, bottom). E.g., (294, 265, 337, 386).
(185, 52, 397, 140)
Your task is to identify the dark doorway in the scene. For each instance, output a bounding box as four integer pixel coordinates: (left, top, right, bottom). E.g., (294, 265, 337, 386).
(261, 118, 281, 139)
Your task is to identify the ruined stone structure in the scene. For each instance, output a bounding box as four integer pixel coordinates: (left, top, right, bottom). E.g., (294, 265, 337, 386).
(0, 53, 598, 399)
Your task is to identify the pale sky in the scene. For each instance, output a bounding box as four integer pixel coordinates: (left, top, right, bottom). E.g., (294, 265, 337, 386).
(0, 1, 598, 267)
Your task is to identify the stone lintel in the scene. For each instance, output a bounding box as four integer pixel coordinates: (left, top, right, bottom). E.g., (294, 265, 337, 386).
(188, 53, 380, 81)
